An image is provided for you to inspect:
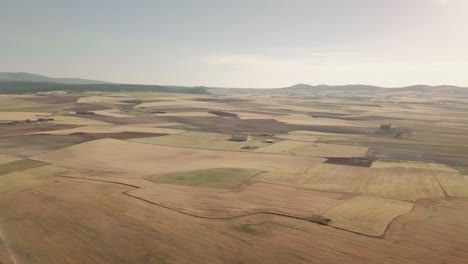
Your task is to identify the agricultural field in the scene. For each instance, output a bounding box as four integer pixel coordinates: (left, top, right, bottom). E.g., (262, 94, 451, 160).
(256, 162, 447, 201)
(0, 87, 467, 263)
(149, 168, 263, 188)
(323, 195, 413, 236)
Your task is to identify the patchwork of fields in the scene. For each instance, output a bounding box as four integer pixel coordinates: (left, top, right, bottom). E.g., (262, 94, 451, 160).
(0, 89, 467, 263)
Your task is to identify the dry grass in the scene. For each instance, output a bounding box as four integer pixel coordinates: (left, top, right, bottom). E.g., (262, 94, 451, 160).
(323, 195, 413, 236)
(94, 109, 134, 118)
(153, 112, 216, 117)
(31, 124, 183, 135)
(51, 115, 111, 125)
(130, 131, 269, 151)
(289, 143, 369, 157)
(0, 154, 21, 165)
(435, 171, 468, 197)
(0, 176, 467, 263)
(149, 168, 262, 188)
(257, 163, 446, 200)
(0, 165, 68, 198)
(254, 140, 313, 154)
(33, 139, 325, 177)
(0, 111, 52, 121)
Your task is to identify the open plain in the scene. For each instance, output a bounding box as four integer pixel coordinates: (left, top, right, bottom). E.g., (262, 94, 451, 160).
(0, 85, 467, 263)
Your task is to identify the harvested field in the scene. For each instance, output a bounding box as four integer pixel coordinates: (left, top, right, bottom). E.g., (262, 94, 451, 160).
(93, 109, 134, 118)
(149, 168, 263, 188)
(153, 111, 216, 117)
(32, 124, 183, 136)
(63, 174, 352, 219)
(77, 95, 133, 104)
(0, 111, 52, 121)
(130, 131, 269, 151)
(33, 139, 325, 177)
(0, 124, 79, 138)
(323, 196, 413, 236)
(69, 132, 168, 140)
(129, 181, 352, 218)
(0, 159, 48, 176)
(165, 116, 325, 134)
(0, 134, 89, 157)
(254, 140, 313, 154)
(435, 171, 468, 197)
(368, 147, 468, 166)
(23, 95, 79, 104)
(0, 165, 68, 198)
(0, 154, 21, 165)
(289, 143, 369, 158)
(275, 114, 366, 127)
(257, 163, 446, 201)
(52, 115, 111, 125)
(0, 177, 467, 263)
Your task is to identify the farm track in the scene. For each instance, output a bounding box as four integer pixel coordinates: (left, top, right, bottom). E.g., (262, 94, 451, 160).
(57, 175, 388, 239)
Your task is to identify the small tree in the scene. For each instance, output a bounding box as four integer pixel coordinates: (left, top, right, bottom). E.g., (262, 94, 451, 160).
(380, 123, 392, 133)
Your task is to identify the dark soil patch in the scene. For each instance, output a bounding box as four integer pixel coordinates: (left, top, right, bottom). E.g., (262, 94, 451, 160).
(166, 116, 377, 135)
(209, 111, 239, 117)
(368, 148, 468, 166)
(0, 134, 89, 157)
(68, 132, 168, 140)
(325, 157, 373, 167)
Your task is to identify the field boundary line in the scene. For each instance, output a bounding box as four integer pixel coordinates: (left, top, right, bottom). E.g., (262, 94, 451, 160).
(58, 175, 385, 239)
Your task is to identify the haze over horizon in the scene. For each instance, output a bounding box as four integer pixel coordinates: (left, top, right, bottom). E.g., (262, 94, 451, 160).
(1, 0, 467, 88)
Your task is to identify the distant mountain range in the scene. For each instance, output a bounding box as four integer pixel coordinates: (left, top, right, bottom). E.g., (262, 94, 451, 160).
(0, 72, 110, 85)
(0, 72, 467, 95)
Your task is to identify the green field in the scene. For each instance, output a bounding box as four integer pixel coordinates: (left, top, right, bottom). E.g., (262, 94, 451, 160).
(148, 168, 263, 188)
(0, 159, 48, 176)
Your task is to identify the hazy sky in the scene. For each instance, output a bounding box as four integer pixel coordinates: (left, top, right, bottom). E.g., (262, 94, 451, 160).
(1, 0, 468, 87)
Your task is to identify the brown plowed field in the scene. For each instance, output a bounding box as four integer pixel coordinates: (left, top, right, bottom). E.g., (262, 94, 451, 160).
(0, 178, 467, 264)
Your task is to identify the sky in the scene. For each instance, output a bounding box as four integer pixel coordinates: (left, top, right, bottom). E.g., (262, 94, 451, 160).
(1, 0, 468, 88)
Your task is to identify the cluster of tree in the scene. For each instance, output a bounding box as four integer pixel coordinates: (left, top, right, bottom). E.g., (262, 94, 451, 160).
(379, 123, 412, 138)
(0, 82, 209, 95)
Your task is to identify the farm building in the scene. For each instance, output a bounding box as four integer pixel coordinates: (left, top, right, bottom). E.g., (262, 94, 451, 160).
(231, 135, 251, 142)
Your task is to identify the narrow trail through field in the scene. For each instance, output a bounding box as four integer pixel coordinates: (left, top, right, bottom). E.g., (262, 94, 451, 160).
(0, 222, 19, 264)
(57, 175, 385, 239)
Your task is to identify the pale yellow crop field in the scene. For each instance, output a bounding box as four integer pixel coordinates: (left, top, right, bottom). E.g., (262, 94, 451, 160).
(275, 114, 365, 126)
(289, 143, 369, 157)
(0, 111, 52, 121)
(30, 125, 183, 135)
(77, 95, 133, 104)
(0, 165, 69, 197)
(51, 115, 111, 125)
(136, 100, 237, 110)
(153, 111, 216, 117)
(435, 171, 468, 197)
(323, 195, 413, 236)
(33, 139, 325, 178)
(131, 131, 268, 151)
(371, 160, 458, 172)
(256, 163, 446, 201)
(0, 154, 21, 165)
(94, 109, 134, 118)
(254, 140, 313, 154)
